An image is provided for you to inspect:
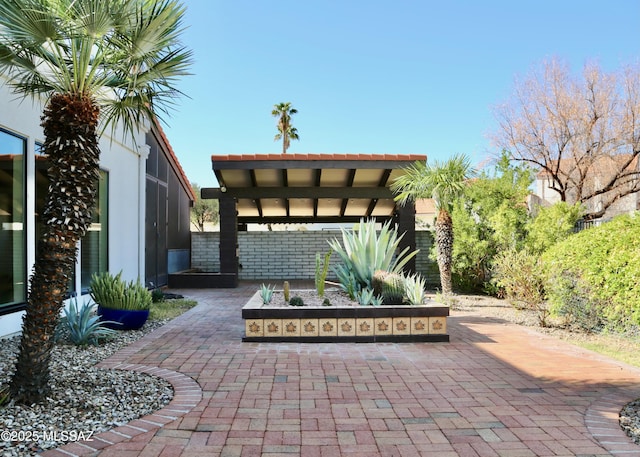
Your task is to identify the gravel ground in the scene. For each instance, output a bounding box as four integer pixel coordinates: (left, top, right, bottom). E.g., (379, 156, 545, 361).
(0, 320, 173, 456)
(1, 293, 639, 456)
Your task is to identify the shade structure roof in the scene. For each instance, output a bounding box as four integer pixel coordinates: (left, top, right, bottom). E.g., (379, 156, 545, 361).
(204, 153, 426, 224)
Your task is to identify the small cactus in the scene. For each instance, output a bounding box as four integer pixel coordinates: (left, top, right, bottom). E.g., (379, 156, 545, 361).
(289, 296, 304, 307)
(283, 281, 290, 302)
(372, 270, 404, 305)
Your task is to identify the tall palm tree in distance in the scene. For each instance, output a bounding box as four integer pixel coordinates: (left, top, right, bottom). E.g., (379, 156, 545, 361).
(391, 154, 476, 296)
(0, 0, 192, 403)
(272, 102, 299, 153)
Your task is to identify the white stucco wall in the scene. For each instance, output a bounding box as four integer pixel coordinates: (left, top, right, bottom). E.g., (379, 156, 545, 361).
(0, 81, 148, 337)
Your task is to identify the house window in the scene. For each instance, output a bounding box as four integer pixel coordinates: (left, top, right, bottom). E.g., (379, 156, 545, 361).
(80, 171, 108, 292)
(35, 148, 108, 294)
(0, 129, 26, 310)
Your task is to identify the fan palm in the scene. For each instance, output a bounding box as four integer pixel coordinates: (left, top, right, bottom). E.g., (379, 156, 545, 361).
(0, 0, 191, 403)
(391, 154, 476, 295)
(272, 102, 299, 153)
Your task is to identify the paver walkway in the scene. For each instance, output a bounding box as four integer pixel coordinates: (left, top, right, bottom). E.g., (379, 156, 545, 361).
(45, 282, 640, 457)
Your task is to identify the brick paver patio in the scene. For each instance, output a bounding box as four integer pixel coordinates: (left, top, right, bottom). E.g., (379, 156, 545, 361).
(44, 282, 640, 457)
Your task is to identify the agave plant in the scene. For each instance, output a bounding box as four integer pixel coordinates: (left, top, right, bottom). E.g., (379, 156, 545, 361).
(329, 218, 418, 292)
(63, 299, 118, 346)
(259, 283, 275, 304)
(404, 273, 427, 306)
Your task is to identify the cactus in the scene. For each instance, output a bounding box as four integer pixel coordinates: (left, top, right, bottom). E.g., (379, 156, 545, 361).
(315, 251, 332, 297)
(289, 296, 304, 307)
(372, 270, 404, 305)
(283, 281, 290, 302)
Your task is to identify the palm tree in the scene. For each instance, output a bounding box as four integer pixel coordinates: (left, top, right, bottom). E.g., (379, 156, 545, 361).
(391, 154, 476, 296)
(272, 102, 299, 153)
(0, 0, 191, 404)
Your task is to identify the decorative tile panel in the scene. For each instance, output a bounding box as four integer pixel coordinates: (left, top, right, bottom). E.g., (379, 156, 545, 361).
(393, 318, 411, 335)
(411, 317, 429, 335)
(337, 318, 356, 336)
(245, 319, 263, 337)
(264, 319, 282, 336)
(429, 317, 447, 334)
(319, 319, 338, 337)
(301, 319, 319, 337)
(374, 318, 393, 336)
(356, 318, 375, 336)
(283, 319, 300, 337)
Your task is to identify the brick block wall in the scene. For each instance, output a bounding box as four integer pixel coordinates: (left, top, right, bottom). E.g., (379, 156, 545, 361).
(191, 230, 440, 286)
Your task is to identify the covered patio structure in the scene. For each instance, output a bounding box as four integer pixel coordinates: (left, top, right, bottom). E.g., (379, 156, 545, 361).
(200, 153, 426, 287)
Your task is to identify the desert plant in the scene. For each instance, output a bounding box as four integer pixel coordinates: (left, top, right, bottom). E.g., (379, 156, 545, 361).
(63, 299, 118, 346)
(370, 295, 384, 307)
(260, 284, 275, 304)
(329, 218, 418, 292)
(151, 288, 165, 303)
(283, 281, 291, 302)
(355, 288, 377, 306)
(334, 268, 360, 300)
(372, 270, 404, 305)
(404, 273, 427, 306)
(322, 298, 332, 306)
(90, 271, 152, 311)
(315, 251, 333, 297)
(492, 249, 548, 326)
(289, 296, 304, 307)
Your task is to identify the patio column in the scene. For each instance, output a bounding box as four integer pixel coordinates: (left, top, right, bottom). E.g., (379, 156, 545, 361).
(218, 195, 239, 287)
(395, 201, 416, 275)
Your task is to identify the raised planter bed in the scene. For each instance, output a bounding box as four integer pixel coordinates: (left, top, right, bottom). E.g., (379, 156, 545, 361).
(242, 290, 449, 343)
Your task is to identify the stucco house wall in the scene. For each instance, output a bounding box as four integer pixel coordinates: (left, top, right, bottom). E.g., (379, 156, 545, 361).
(0, 80, 192, 338)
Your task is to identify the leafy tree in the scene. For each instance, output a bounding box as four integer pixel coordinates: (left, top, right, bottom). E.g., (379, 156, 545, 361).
(392, 154, 476, 295)
(190, 183, 219, 231)
(451, 153, 533, 290)
(272, 102, 299, 153)
(0, 0, 191, 404)
(493, 58, 640, 220)
(525, 202, 583, 255)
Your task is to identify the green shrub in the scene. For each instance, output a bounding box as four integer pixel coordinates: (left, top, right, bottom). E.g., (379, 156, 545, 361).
(151, 288, 165, 303)
(542, 214, 640, 330)
(545, 272, 604, 332)
(526, 202, 583, 255)
(329, 218, 418, 292)
(492, 248, 549, 326)
(63, 299, 117, 345)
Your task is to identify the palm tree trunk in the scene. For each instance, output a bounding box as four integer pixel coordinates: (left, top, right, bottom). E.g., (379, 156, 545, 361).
(10, 93, 100, 404)
(435, 208, 454, 295)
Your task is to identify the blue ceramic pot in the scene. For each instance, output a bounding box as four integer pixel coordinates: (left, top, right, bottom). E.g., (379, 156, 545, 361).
(97, 305, 150, 330)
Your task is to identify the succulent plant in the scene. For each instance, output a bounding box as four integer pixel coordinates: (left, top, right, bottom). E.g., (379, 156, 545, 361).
(372, 270, 405, 305)
(260, 283, 275, 304)
(355, 288, 382, 306)
(63, 298, 118, 345)
(289, 296, 304, 307)
(283, 281, 290, 302)
(404, 273, 427, 306)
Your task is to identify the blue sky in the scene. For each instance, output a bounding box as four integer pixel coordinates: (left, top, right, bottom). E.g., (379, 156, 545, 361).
(163, 0, 640, 188)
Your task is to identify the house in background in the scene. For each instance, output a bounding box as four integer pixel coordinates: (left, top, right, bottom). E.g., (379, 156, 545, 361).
(0, 80, 194, 338)
(532, 155, 640, 219)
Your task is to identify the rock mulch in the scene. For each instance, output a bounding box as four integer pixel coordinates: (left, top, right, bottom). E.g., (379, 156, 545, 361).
(0, 321, 172, 456)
